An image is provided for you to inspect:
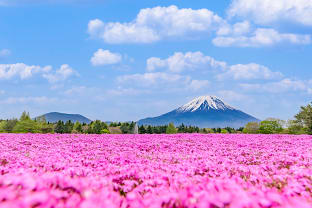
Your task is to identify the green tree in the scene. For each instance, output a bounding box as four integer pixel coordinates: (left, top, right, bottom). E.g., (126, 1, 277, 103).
(92, 120, 102, 134)
(225, 127, 235, 133)
(266, 118, 286, 128)
(20, 111, 31, 121)
(166, 123, 177, 134)
(120, 122, 134, 134)
(221, 129, 229, 134)
(13, 120, 39, 133)
(258, 120, 283, 134)
(138, 125, 146, 134)
(160, 125, 167, 134)
(294, 103, 312, 134)
(109, 122, 118, 127)
(73, 121, 83, 133)
(36, 116, 53, 133)
(39, 123, 54, 133)
(129, 122, 135, 132)
(236, 127, 244, 132)
(243, 122, 260, 134)
(0, 121, 7, 133)
(287, 120, 304, 135)
(82, 124, 89, 134)
(12, 112, 39, 133)
(54, 121, 65, 134)
(89, 120, 108, 134)
(203, 128, 214, 133)
(64, 120, 74, 133)
(101, 129, 110, 134)
(178, 124, 186, 133)
(146, 125, 153, 134)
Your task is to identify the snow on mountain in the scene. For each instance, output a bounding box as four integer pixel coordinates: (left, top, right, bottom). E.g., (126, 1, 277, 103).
(138, 95, 260, 128)
(177, 96, 235, 112)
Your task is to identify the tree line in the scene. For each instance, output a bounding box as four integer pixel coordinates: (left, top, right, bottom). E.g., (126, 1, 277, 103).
(243, 102, 312, 135)
(1, 102, 312, 135)
(0, 112, 110, 134)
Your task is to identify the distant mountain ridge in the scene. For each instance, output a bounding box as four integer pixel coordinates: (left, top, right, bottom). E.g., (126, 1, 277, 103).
(138, 96, 260, 128)
(37, 112, 92, 124)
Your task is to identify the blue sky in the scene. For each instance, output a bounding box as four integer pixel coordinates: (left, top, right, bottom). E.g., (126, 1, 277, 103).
(0, 0, 312, 121)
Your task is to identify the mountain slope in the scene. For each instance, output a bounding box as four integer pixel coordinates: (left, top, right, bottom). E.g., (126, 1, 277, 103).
(138, 96, 259, 128)
(38, 112, 92, 124)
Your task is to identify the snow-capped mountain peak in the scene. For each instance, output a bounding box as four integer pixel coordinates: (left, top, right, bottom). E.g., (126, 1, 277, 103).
(177, 96, 235, 112)
(138, 95, 259, 128)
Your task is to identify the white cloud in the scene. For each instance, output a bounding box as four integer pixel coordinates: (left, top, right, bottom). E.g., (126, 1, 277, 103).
(64, 86, 99, 97)
(0, 63, 51, 80)
(213, 28, 311, 47)
(146, 51, 282, 81)
(0, 63, 77, 83)
(117, 72, 187, 86)
(146, 51, 227, 73)
(42, 64, 78, 83)
(216, 21, 251, 36)
(228, 0, 312, 26)
(117, 72, 209, 92)
(217, 63, 283, 80)
(88, 19, 159, 44)
(217, 90, 248, 102)
(0, 96, 57, 104)
(91, 49, 122, 66)
(106, 87, 148, 96)
(64, 86, 88, 95)
(0, 49, 10, 57)
(240, 78, 312, 93)
(146, 57, 167, 71)
(88, 5, 224, 44)
(187, 80, 209, 91)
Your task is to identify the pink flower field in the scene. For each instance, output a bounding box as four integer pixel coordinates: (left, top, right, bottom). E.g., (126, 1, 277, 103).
(1, 134, 312, 208)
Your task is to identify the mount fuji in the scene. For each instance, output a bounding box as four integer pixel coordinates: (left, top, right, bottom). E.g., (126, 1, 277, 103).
(137, 96, 260, 128)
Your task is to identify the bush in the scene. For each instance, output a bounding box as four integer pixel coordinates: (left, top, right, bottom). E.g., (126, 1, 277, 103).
(73, 122, 83, 133)
(286, 120, 304, 135)
(13, 120, 40, 133)
(101, 129, 110, 134)
(221, 129, 229, 134)
(203, 128, 214, 133)
(0, 121, 7, 133)
(258, 120, 283, 134)
(120, 122, 136, 134)
(54, 121, 65, 134)
(243, 122, 260, 134)
(166, 123, 177, 134)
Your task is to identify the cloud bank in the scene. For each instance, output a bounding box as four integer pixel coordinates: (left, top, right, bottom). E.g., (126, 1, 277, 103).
(88, 5, 224, 44)
(228, 0, 312, 26)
